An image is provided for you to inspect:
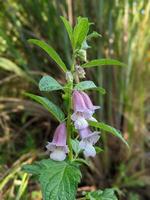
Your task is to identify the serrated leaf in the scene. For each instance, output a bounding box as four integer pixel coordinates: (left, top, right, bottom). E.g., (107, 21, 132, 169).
(74, 81, 106, 94)
(73, 17, 89, 49)
(60, 16, 73, 45)
(87, 31, 102, 40)
(25, 93, 65, 122)
(23, 159, 81, 200)
(89, 121, 129, 147)
(87, 188, 118, 200)
(82, 59, 126, 68)
(28, 39, 67, 72)
(39, 75, 63, 91)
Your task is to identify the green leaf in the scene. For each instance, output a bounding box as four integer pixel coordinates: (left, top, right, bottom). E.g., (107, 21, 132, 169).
(73, 17, 89, 49)
(74, 158, 89, 167)
(86, 188, 118, 200)
(28, 39, 67, 72)
(23, 159, 81, 200)
(39, 75, 63, 92)
(87, 31, 102, 40)
(22, 163, 41, 175)
(95, 146, 103, 154)
(74, 81, 106, 94)
(25, 93, 65, 122)
(89, 121, 129, 147)
(60, 16, 73, 45)
(71, 139, 82, 155)
(82, 59, 126, 68)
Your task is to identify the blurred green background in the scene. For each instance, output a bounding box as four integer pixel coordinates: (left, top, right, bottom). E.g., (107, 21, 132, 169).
(0, 0, 150, 199)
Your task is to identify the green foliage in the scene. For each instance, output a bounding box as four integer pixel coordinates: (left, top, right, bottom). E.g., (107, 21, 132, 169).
(23, 159, 81, 200)
(87, 31, 102, 40)
(39, 75, 63, 91)
(16, 173, 29, 200)
(86, 188, 118, 200)
(0, 57, 25, 76)
(73, 17, 89, 49)
(82, 59, 126, 68)
(0, 1, 149, 199)
(95, 146, 103, 154)
(71, 139, 81, 155)
(74, 80, 106, 94)
(28, 39, 67, 72)
(60, 16, 73, 45)
(129, 192, 141, 200)
(25, 93, 65, 122)
(89, 121, 129, 147)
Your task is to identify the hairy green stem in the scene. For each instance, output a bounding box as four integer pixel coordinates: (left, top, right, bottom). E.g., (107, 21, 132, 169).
(67, 53, 75, 160)
(66, 83, 73, 160)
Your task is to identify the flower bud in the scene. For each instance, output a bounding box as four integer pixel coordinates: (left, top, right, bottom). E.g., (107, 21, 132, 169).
(66, 71, 73, 82)
(76, 49, 87, 62)
(75, 65, 86, 79)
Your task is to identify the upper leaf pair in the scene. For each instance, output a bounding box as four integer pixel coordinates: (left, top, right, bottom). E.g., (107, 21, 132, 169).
(61, 16, 90, 50)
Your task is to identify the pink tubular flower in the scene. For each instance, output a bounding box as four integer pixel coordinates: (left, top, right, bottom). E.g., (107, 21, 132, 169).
(71, 90, 100, 129)
(71, 90, 92, 129)
(80, 91, 100, 117)
(79, 127, 100, 157)
(46, 123, 68, 161)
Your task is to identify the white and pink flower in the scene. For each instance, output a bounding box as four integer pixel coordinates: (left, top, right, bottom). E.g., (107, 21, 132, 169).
(79, 127, 100, 157)
(46, 123, 68, 161)
(71, 90, 100, 129)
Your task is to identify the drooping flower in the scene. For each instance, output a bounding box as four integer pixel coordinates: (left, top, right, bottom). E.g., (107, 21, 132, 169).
(79, 127, 100, 157)
(46, 123, 68, 161)
(80, 91, 100, 113)
(71, 90, 92, 129)
(71, 90, 100, 129)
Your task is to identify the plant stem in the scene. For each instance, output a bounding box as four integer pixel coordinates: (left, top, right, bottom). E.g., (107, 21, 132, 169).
(67, 52, 75, 160)
(66, 83, 73, 160)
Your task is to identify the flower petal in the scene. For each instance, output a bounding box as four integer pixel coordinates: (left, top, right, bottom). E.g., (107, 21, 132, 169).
(52, 123, 67, 146)
(74, 116, 88, 130)
(83, 143, 96, 157)
(80, 91, 100, 111)
(50, 148, 66, 161)
(72, 90, 89, 113)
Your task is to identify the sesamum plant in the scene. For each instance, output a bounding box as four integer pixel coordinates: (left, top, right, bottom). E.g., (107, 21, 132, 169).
(23, 16, 128, 200)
